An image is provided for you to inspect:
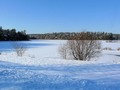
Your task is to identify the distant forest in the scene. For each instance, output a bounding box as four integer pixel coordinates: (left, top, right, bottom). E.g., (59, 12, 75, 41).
(0, 27, 30, 41)
(1, 26, 120, 40)
(29, 32, 120, 40)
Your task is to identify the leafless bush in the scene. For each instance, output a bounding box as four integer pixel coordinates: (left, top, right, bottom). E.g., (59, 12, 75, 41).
(59, 40, 101, 61)
(67, 40, 101, 60)
(12, 42, 27, 56)
(58, 43, 68, 59)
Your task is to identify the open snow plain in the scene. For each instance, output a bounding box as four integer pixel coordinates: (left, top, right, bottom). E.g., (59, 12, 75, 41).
(0, 40, 120, 90)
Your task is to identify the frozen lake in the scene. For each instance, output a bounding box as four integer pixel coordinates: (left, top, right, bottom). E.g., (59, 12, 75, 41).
(0, 40, 53, 52)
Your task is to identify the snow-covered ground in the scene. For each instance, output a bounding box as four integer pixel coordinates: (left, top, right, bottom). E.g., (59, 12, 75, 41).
(0, 40, 120, 90)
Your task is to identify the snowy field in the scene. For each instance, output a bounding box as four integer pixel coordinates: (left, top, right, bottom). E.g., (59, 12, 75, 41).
(0, 40, 120, 90)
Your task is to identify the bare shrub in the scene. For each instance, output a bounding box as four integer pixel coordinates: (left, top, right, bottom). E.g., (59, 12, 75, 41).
(58, 40, 101, 61)
(58, 43, 68, 59)
(12, 42, 27, 56)
(67, 40, 101, 61)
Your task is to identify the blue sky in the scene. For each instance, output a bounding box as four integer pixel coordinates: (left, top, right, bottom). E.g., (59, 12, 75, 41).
(0, 0, 120, 34)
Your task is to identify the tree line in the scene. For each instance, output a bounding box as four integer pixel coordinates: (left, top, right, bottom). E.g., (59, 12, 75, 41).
(0, 27, 30, 41)
(29, 32, 120, 40)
